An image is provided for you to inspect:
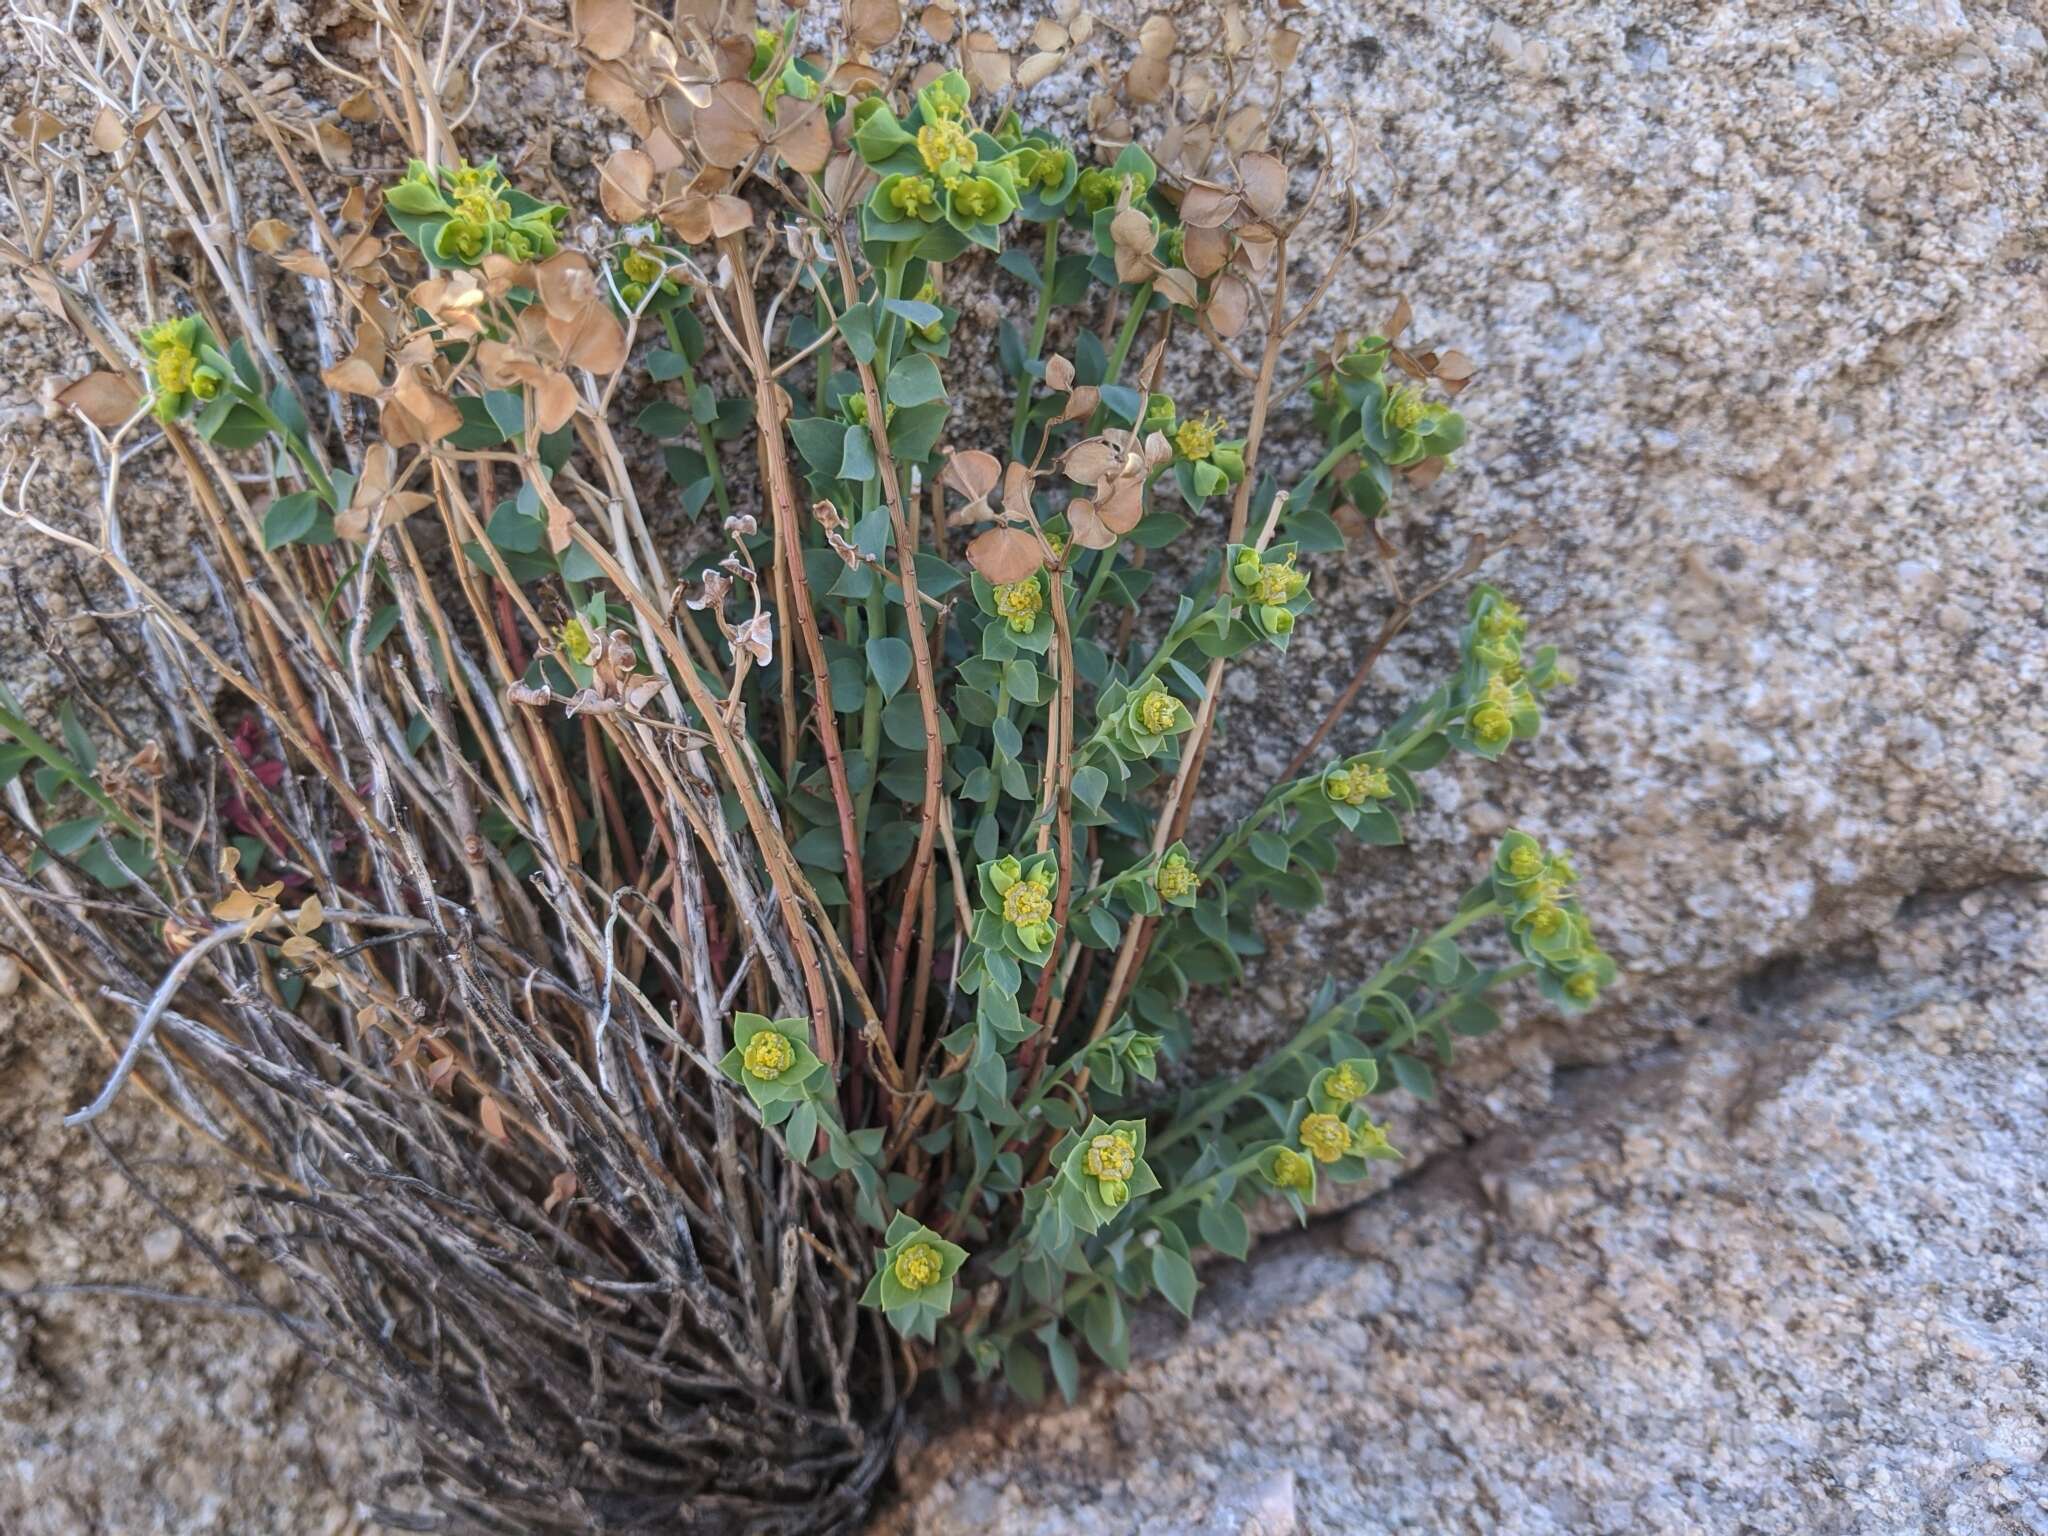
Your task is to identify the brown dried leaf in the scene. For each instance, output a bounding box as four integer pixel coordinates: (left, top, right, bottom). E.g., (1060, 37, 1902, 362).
(1221, 104, 1265, 152)
(962, 32, 1013, 93)
(847, 0, 902, 47)
(1205, 272, 1252, 338)
(1179, 181, 1239, 230)
(1238, 152, 1288, 220)
(919, 3, 957, 43)
(1435, 349, 1477, 394)
(1404, 455, 1447, 489)
(574, 0, 635, 60)
(1059, 383, 1099, 422)
(390, 367, 464, 445)
(1154, 266, 1199, 308)
(1017, 50, 1065, 89)
(1001, 461, 1035, 519)
(696, 80, 766, 168)
(773, 103, 833, 175)
(965, 526, 1042, 583)
(1030, 19, 1069, 49)
(1137, 13, 1178, 58)
(599, 148, 654, 221)
(707, 193, 755, 237)
(1126, 55, 1170, 105)
(586, 62, 655, 135)
(942, 448, 1002, 501)
(338, 88, 377, 124)
(56, 371, 140, 427)
(1096, 475, 1145, 534)
(1065, 497, 1115, 550)
(478, 1095, 509, 1142)
(247, 218, 293, 254)
(1385, 295, 1413, 342)
(1044, 353, 1074, 392)
(1184, 222, 1231, 278)
(544, 1171, 578, 1214)
(89, 107, 127, 155)
(534, 371, 579, 434)
(548, 304, 628, 375)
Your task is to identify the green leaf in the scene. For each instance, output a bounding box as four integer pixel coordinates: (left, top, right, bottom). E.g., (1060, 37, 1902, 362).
(196, 399, 274, 450)
(262, 490, 323, 550)
(840, 301, 877, 364)
(58, 700, 95, 773)
(647, 348, 690, 381)
(484, 388, 525, 442)
(885, 297, 943, 327)
(227, 337, 262, 393)
(1389, 1053, 1438, 1103)
(446, 394, 510, 449)
(789, 416, 846, 475)
(265, 382, 310, 445)
(841, 422, 878, 482)
(638, 400, 693, 438)
(888, 400, 950, 463)
(1245, 830, 1291, 870)
(884, 352, 946, 408)
(1197, 1198, 1251, 1260)
(1040, 1324, 1081, 1403)
(865, 636, 912, 701)
(1003, 1340, 1046, 1404)
(1152, 1245, 1199, 1319)
(1082, 1289, 1128, 1370)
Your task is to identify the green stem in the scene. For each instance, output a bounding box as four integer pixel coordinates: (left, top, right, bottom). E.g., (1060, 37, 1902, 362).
(1008, 218, 1063, 460)
(1071, 543, 1122, 634)
(1294, 427, 1363, 502)
(661, 312, 732, 523)
(851, 250, 912, 846)
(1084, 282, 1155, 435)
(1149, 898, 1503, 1159)
(246, 395, 335, 509)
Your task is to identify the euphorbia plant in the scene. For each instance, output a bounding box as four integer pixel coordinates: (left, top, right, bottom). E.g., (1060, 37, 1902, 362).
(7, 0, 1612, 1525)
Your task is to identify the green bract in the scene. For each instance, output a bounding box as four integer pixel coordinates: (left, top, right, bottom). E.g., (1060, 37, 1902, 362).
(861, 1213, 968, 1342)
(382, 159, 565, 269)
(1052, 1117, 1160, 1233)
(981, 851, 1059, 957)
(717, 1013, 825, 1108)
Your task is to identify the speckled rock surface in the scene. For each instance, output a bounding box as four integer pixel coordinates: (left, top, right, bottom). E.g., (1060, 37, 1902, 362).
(2, 0, 2045, 1529)
(880, 879, 2048, 1534)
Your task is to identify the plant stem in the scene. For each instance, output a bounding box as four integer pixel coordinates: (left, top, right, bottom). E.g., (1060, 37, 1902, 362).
(660, 311, 732, 522)
(1008, 218, 1062, 460)
(1148, 898, 1502, 1159)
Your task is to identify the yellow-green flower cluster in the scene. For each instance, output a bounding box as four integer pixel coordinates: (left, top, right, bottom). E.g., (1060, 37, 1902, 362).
(1155, 850, 1200, 904)
(856, 71, 1024, 247)
(1053, 1116, 1160, 1232)
(1455, 585, 1567, 759)
(1228, 544, 1311, 644)
(138, 316, 225, 423)
(1324, 759, 1393, 807)
(1491, 829, 1616, 1011)
(986, 853, 1059, 954)
(862, 1214, 968, 1343)
(1082, 1128, 1137, 1208)
(991, 575, 1044, 634)
(717, 1013, 823, 1109)
(383, 158, 565, 267)
(615, 239, 685, 312)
